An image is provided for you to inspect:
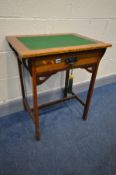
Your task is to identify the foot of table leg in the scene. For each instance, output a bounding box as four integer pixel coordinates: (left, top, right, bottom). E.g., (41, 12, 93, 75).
(83, 64, 99, 120)
(35, 128, 40, 140)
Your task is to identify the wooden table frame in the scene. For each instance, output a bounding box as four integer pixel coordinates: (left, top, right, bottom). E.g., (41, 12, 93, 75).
(6, 33, 111, 140)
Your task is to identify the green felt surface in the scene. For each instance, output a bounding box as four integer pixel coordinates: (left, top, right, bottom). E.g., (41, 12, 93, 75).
(18, 34, 97, 50)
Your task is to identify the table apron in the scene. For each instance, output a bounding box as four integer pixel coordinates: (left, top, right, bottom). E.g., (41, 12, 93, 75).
(28, 49, 103, 75)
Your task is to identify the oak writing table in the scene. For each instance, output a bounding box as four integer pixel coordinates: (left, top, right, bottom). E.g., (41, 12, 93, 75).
(6, 33, 111, 140)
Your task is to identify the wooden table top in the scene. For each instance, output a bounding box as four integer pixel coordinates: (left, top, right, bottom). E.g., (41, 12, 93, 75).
(6, 33, 111, 59)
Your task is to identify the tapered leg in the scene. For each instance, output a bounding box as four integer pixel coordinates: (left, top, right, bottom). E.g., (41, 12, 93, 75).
(17, 59, 27, 110)
(83, 63, 99, 120)
(32, 68, 40, 140)
(64, 70, 70, 97)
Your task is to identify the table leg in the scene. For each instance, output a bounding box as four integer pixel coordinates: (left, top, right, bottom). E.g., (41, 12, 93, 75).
(64, 70, 70, 97)
(83, 63, 99, 120)
(17, 59, 27, 110)
(32, 69, 40, 140)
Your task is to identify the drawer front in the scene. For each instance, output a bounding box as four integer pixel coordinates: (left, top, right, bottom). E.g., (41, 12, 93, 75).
(31, 50, 101, 75)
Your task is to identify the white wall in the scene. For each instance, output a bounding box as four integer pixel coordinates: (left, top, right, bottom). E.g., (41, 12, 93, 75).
(0, 0, 116, 104)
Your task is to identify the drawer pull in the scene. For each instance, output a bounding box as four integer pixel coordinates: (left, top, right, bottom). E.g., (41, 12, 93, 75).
(65, 57, 78, 65)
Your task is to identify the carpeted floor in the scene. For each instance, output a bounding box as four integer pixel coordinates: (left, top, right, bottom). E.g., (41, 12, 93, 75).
(0, 83, 116, 175)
